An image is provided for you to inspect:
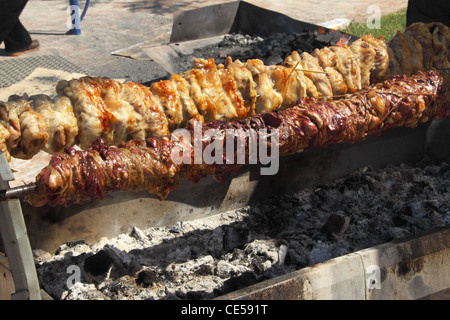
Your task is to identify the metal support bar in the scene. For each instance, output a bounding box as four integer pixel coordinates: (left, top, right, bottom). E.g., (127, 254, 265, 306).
(216, 227, 450, 300)
(0, 151, 41, 300)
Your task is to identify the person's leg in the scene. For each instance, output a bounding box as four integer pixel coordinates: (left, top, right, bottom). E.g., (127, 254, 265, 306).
(3, 19, 31, 52)
(0, 0, 38, 53)
(0, 0, 29, 42)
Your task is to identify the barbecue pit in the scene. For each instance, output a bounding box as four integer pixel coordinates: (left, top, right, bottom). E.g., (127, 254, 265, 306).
(11, 1, 358, 253)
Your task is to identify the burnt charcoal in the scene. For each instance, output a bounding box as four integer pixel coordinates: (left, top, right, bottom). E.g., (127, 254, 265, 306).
(169, 221, 184, 234)
(216, 260, 240, 278)
(83, 248, 128, 279)
(393, 215, 408, 227)
(423, 165, 442, 176)
(219, 33, 264, 47)
(185, 290, 212, 300)
(251, 255, 266, 275)
(389, 227, 411, 239)
(323, 212, 350, 241)
(136, 270, 158, 288)
(409, 199, 427, 218)
(220, 272, 259, 294)
(430, 210, 447, 227)
(176, 29, 354, 69)
(130, 226, 149, 241)
(65, 240, 85, 248)
(84, 250, 113, 276)
(223, 225, 250, 252)
(407, 181, 429, 197)
(411, 217, 432, 230)
(286, 241, 310, 268)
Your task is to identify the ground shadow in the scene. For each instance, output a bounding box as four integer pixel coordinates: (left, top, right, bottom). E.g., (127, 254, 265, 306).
(122, 0, 214, 16)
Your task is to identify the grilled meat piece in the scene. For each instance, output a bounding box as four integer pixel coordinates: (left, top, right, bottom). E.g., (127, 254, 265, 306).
(284, 51, 333, 98)
(349, 35, 377, 87)
(0, 123, 10, 161)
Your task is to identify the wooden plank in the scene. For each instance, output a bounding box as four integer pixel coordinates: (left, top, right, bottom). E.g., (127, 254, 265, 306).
(0, 256, 15, 300)
(0, 151, 41, 300)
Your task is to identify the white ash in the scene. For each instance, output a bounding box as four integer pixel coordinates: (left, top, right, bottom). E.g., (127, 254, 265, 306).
(169, 30, 348, 72)
(35, 157, 450, 300)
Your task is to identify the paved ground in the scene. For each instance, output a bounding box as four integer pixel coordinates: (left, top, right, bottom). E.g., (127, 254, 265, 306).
(0, 0, 408, 84)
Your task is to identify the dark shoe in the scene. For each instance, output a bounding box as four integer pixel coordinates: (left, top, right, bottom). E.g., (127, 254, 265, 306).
(6, 40, 40, 57)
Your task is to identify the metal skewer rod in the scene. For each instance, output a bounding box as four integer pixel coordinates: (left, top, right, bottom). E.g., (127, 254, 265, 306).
(0, 183, 37, 202)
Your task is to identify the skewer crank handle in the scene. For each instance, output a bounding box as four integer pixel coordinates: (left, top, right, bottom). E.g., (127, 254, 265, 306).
(0, 183, 37, 202)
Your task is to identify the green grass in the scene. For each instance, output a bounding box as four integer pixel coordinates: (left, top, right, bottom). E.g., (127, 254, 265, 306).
(342, 8, 407, 41)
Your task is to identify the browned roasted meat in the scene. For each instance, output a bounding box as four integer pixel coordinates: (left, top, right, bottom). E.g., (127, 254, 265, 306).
(390, 22, 450, 75)
(26, 69, 449, 207)
(428, 23, 450, 69)
(0, 93, 77, 160)
(349, 35, 377, 88)
(284, 51, 333, 98)
(0, 123, 10, 161)
(405, 23, 434, 70)
(352, 34, 392, 85)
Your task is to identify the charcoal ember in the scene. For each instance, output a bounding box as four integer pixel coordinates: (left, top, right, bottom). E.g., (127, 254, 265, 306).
(323, 212, 350, 241)
(278, 244, 288, 266)
(244, 239, 286, 276)
(223, 225, 250, 252)
(265, 54, 283, 67)
(65, 240, 85, 248)
(219, 33, 264, 47)
(392, 213, 409, 227)
(55, 240, 89, 256)
(423, 165, 443, 176)
(216, 260, 240, 278)
(169, 221, 184, 234)
(389, 227, 411, 239)
(130, 226, 149, 242)
(430, 210, 447, 227)
(83, 248, 128, 279)
(136, 270, 158, 288)
(309, 241, 350, 265)
(84, 250, 113, 276)
(220, 271, 259, 294)
(312, 31, 350, 48)
(206, 227, 225, 258)
(409, 198, 427, 218)
(286, 240, 310, 268)
(176, 29, 352, 69)
(165, 255, 215, 282)
(251, 255, 270, 275)
(32, 249, 52, 262)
